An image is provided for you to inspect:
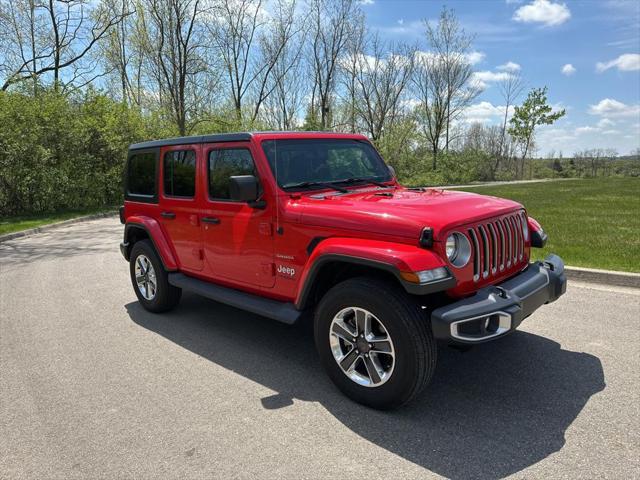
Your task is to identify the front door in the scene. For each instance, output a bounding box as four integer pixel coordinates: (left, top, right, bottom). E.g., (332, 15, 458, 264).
(158, 145, 204, 272)
(201, 142, 275, 288)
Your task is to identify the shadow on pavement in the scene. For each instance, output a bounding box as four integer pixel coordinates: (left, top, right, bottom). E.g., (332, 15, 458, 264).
(126, 293, 605, 480)
(0, 222, 119, 268)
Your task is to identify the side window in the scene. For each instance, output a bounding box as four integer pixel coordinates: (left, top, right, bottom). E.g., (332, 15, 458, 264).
(127, 151, 157, 199)
(208, 148, 257, 200)
(163, 150, 196, 198)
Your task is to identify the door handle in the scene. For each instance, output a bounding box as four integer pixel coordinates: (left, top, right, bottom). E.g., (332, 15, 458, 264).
(201, 217, 220, 225)
(161, 211, 176, 219)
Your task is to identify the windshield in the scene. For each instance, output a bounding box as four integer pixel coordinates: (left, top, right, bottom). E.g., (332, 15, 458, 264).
(261, 139, 392, 189)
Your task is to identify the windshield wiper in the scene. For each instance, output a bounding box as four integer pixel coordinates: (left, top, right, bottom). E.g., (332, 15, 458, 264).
(334, 177, 393, 188)
(282, 181, 348, 193)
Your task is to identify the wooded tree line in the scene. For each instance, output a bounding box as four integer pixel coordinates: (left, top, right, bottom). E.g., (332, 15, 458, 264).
(0, 0, 627, 216)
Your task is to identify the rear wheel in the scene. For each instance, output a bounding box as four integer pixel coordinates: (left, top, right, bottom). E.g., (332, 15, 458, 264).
(129, 240, 181, 313)
(315, 277, 436, 409)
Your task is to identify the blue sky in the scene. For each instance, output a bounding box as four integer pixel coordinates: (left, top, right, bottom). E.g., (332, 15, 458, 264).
(361, 0, 640, 156)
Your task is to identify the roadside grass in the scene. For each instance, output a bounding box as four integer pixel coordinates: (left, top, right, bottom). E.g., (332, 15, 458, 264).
(0, 208, 115, 236)
(459, 177, 640, 272)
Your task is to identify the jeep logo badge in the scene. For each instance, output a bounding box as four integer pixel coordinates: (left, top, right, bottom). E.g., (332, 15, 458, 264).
(277, 264, 296, 277)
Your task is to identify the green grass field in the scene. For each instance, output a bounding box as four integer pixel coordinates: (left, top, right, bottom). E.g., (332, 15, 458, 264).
(0, 208, 114, 236)
(460, 178, 640, 272)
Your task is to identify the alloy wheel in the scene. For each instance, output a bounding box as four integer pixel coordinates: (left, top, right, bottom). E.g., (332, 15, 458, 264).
(134, 254, 157, 300)
(329, 307, 395, 387)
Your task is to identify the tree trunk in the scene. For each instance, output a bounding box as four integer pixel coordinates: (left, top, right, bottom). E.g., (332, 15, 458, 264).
(48, 0, 61, 91)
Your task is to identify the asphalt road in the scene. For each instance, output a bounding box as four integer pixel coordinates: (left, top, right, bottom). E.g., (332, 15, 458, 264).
(1, 217, 638, 480)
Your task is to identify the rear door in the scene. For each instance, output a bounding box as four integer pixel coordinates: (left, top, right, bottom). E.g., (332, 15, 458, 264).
(158, 144, 204, 272)
(200, 142, 275, 288)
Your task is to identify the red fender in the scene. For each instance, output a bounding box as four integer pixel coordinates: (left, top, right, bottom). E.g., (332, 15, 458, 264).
(125, 215, 178, 271)
(295, 237, 449, 307)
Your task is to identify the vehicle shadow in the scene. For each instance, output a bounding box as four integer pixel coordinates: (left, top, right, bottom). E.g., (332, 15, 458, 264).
(126, 293, 605, 479)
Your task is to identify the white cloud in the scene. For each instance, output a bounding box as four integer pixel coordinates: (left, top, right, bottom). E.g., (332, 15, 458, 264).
(471, 70, 513, 89)
(589, 98, 640, 118)
(414, 50, 485, 66)
(596, 53, 640, 72)
(497, 61, 521, 72)
(597, 118, 615, 129)
(513, 0, 571, 27)
(537, 117, 640, 156)
(464, 101, 514, 124)
(574, 118, 623, 139)
(561, 63, 576, 76)
(473, 71, 513, 83)
(358, 0, 374, 5)
(465, 51, 486, 65)
(575, 126, 598, 134)
(379, 19, 423, 36)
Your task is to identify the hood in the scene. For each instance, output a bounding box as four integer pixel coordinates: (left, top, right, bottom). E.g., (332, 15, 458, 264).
(294, 187, 523, 241)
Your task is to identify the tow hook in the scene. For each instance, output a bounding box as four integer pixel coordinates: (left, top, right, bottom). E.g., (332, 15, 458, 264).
(494, 286, 508, 299)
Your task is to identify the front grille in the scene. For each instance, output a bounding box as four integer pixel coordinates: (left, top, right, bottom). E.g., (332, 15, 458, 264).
(468, 212, 525, 281)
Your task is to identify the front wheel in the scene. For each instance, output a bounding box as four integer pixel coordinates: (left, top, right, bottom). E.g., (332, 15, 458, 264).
(314, 277, 437, 409)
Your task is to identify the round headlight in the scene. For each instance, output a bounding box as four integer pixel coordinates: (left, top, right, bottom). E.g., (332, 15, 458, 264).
(446, 234, 457, 259)
(521, 213, 529, 241)
(446, 232, 471, 268)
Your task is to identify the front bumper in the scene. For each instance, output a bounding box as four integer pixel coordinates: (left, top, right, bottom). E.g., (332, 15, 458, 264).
(431, 254, 566, 344)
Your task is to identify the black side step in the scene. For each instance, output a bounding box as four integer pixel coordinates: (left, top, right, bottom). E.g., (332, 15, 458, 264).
(168, 273, 302, 325)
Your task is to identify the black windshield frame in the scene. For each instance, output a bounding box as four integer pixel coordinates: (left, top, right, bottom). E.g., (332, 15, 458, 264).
(261, 139, 392, 190)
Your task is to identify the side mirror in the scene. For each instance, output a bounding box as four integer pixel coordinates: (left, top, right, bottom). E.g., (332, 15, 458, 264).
(229, 175, 259, 202)
(388, 165, 396, 178)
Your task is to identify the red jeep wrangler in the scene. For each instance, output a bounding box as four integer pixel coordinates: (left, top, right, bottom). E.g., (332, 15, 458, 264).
(120, 132, 566, 409)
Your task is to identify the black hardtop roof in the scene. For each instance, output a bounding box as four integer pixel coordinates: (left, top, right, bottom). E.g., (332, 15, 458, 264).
(129, 133, 252, 150)
(128, 131, 368, 150)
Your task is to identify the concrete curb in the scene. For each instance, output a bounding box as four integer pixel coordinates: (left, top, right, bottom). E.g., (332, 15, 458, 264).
(564, 266, 640, 289)
(0, 211, 117, 243)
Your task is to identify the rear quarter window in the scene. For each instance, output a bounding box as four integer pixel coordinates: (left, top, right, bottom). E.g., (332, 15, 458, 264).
(163, 150, 196, 198)
(126, 150, 158, 202)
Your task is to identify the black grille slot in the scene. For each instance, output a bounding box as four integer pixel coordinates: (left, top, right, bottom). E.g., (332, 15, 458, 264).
(478, 225, 490, 278)
(468, 228, 481, 281)
(487, 223, 498, 273)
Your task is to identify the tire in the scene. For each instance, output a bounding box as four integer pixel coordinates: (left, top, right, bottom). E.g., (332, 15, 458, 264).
(314, 276, 436, 410)
(129, 239, 181, 313)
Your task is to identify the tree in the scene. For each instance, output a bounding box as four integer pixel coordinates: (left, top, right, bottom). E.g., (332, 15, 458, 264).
(308, 0, 359, 129)
(143, 0, 211, 135)
(344, 34, 414, 141)
(412, 51, 447, 169)
(508, 87, 565, 179)
(339, 9, 366, 133)
(425, 7, 480, 152)
(211, 0, 298, 123)
(100, 0, 150, 107)
(261, 1, 307, 130)
(495, 71, 524, 178)
(0, 0, 131, 91)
